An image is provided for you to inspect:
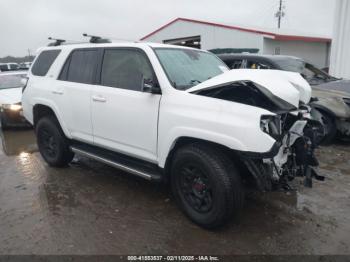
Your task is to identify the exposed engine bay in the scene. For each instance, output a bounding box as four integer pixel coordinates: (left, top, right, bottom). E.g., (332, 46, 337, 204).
(195, 80, 325, 191)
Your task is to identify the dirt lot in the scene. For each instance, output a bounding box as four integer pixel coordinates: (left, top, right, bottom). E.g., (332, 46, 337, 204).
(0, 128, 350, 255)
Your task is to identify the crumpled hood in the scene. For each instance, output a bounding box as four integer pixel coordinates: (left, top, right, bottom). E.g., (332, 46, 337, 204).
(187, 69, 312, 107)
(0, 88, 22, 105)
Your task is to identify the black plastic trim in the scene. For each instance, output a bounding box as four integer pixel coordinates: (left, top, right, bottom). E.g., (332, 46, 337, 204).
(238, 141, 281, 159)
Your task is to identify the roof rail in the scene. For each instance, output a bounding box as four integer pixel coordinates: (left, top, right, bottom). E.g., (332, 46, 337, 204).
(48, 37, 66, 46)
(83, 33, 112, 43)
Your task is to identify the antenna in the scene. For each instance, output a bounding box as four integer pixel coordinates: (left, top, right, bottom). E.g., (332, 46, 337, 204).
(275, 0, 286, 29)
(82, 33, 111, 43)
(48, 37, 66, 46)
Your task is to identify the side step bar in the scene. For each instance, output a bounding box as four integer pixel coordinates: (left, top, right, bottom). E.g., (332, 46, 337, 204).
(70, 145, 162, 181)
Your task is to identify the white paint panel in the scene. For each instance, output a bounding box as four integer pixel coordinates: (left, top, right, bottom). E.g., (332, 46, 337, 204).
(144, 20, 264, 52)
(330, 0, 350, 79)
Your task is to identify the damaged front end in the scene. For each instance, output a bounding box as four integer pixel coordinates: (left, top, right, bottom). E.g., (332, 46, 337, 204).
(244, 109, 324, 191)
(189, 70, 325, 191)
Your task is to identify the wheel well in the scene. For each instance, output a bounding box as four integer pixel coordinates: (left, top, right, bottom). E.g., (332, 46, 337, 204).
(33, 104, 57, 127)
(311, 104, 337, 120)
(163, 137, 254, 185)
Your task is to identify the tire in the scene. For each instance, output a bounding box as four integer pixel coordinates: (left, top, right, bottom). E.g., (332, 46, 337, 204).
(35, 116, 74, 167)
(171, 143, 244, 229)
(319, 111, 337, 145)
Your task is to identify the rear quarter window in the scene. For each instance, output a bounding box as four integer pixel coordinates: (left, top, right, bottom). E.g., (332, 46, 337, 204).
(31, 50, 61, 76)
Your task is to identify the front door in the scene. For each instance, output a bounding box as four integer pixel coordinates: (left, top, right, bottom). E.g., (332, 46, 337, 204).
(91, 48, 161, 162)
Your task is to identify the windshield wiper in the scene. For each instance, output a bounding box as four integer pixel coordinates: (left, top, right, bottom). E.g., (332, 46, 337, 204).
(190, 79, 202, 84)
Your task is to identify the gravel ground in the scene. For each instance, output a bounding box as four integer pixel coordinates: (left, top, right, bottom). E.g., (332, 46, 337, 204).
(0, 129, 350, 255)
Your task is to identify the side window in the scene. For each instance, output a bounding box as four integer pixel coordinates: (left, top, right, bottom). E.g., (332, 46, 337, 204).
(101, 49, 155, 91)
(246, 60, 271, 70)
(228, 60, 244, 69)
(31, 50, 61, 76)
(65, 50, 98, 84)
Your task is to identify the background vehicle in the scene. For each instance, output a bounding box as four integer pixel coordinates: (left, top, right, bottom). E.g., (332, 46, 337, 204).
(18, 62, 32, 70)
(0, 71, 29, 129)
(22, 40, 320, 228)
(0, 63, 19, 72)
(219, 54, 350, 143)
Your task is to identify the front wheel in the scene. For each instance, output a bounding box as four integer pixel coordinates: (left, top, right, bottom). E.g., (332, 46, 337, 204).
(36, 116, 74, 167)
(320, 111, 337, 145)
(171, 143, 244, 229)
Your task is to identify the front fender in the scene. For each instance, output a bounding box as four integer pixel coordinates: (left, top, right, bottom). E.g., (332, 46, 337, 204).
(157, 91, 277, 168)
(158, 126, 275, 168)
(311, 98, 350, 119)
(31, 98, 72, 139)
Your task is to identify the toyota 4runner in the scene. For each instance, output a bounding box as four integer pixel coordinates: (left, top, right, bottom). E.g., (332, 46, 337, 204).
(22, 40, 322, 228)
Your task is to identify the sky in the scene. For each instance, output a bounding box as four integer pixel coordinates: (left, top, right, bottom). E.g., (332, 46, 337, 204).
(0, 0, 336, 57)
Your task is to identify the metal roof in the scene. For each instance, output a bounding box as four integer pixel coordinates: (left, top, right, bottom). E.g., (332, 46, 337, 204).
(140, 17, 332, 43)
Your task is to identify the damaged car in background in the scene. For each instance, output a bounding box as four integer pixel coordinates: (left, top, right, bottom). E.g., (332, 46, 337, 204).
(22, 43, 323, 228)
(218, 53, 350, 143)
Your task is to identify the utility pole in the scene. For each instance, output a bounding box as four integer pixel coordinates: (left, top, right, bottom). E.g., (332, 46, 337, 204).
(275, 0, 285, 29)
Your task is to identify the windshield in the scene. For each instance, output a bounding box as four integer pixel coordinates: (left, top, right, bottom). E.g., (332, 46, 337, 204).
(155, 48, 229, 90)
(274, 58, 336, 85)
(0, 74, 26, 90)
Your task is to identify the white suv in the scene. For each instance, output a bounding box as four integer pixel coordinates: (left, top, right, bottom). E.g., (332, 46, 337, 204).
(22, 41, 321, 228)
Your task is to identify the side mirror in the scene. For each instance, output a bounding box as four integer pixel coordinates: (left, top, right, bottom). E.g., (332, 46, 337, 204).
(142, 78, 161, 94)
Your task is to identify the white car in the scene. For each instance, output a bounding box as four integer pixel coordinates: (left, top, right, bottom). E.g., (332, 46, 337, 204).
(22, 40, 321, 228)
(0, 71, 29, 128)
(0, 63, 19, 72)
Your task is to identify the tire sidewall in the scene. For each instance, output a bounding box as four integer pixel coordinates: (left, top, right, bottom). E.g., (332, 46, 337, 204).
(320, 112, 337, 144)
(171, 148, 233, 227)
(36, 117, 70, 166)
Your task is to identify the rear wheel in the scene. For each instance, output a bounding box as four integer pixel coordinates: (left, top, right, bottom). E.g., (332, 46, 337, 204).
(171, 143, 244, 229)
(36, 116, 74, 167)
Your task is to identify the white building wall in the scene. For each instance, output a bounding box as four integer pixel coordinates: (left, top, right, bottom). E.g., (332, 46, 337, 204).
(330, 0, 350, 78)
(144, 20, 265, 52)
(263, 38, 329, 68)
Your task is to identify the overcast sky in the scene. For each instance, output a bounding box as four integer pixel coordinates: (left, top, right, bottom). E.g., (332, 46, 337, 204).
(0, 0, 336, 57)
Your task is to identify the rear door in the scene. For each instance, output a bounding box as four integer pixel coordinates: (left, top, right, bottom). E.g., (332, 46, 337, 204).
(55, 48, 99, 143)
(91, 48, 161, 162)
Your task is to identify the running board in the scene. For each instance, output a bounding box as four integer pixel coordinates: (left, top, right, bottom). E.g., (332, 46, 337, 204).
(70, 144, 162, 181)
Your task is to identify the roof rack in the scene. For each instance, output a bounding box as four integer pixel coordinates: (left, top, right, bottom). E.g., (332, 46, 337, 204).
(83, 33, 112, 43)
(48, 37, 66, 46)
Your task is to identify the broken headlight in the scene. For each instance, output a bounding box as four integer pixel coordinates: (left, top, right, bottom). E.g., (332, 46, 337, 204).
(260, 115, 282, 140)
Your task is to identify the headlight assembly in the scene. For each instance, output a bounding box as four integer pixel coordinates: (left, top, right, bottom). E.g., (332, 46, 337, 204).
(260, 115, 282, 140)
(2, 103, 22, 111)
